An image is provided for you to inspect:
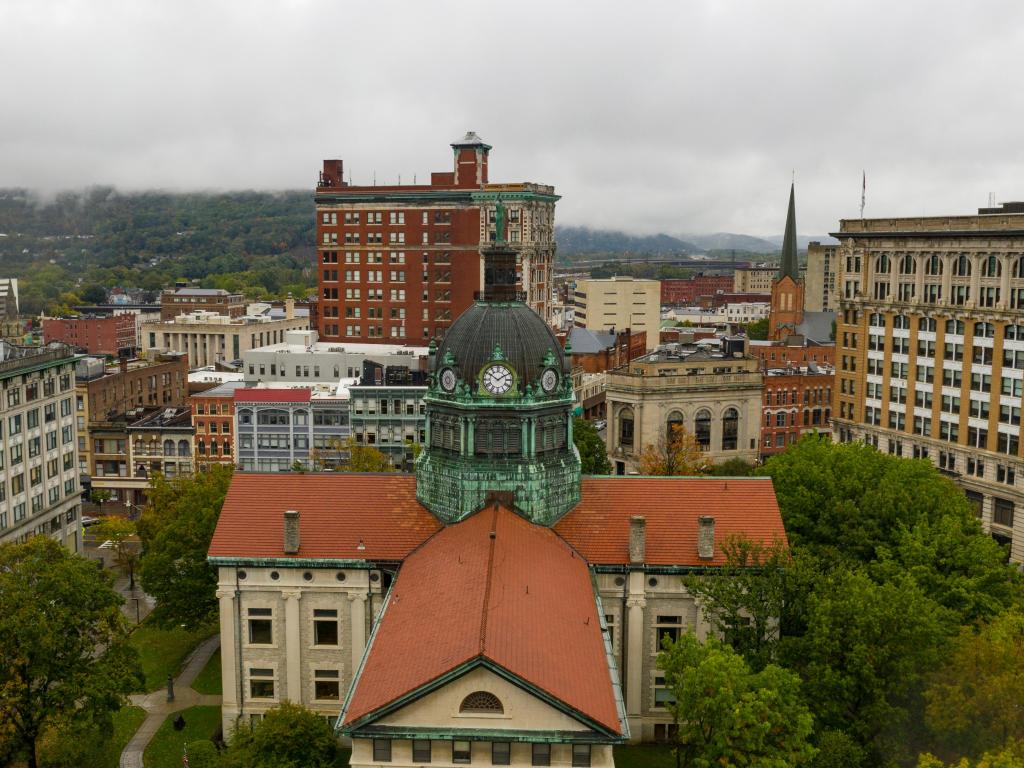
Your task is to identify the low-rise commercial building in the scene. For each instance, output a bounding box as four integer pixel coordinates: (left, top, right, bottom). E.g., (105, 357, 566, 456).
(349, 384, 426, 467)
(161, 287, 246, 321)
(660, 275, 734, 305)
(0, 343, 82, 550)
(192, 381, 246, 469)
(75, 354, 189, 506)
(142, 308, 308, 368)
(235, 387, 351, 472)
(605, 339, 763, 473)
(127, 407, 195, 481)
(760, 365, 834, 457)
(242, 330, 428, 386)
(43, 313, 137, 357)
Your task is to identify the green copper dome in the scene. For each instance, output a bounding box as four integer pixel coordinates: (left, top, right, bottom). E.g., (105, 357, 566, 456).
(436, 301, 568, 395)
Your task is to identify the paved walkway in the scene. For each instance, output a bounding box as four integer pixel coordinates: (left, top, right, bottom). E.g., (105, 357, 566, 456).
(120, 634, 222, 768)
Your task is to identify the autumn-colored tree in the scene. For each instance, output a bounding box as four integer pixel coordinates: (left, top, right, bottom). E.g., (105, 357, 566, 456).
(638, 423, 710, 476)
(924, 611, 1024, 757)
(337, 437, 393, 473)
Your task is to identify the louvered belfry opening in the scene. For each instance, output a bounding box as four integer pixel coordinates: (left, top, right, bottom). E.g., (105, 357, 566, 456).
(482, 243, 522, 303)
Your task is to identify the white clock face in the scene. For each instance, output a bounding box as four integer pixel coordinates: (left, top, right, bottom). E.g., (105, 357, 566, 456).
(440, 368, 457, 392)
(541, 369, 558, 393)
(482, 364, 514, 395)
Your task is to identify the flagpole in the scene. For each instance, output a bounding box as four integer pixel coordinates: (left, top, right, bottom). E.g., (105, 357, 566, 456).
(860, 171, 866, 219)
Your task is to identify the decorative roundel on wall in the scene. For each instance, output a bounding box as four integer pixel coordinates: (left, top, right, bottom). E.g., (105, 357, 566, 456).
(541, 368, 559, 393)
(440, 367, 458, 392)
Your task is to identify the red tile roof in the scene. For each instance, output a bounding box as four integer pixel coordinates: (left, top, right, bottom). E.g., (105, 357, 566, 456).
(555, 477, 787, 566)
(208, 474, 440, 561)
(233, 388, 311, 403)
(342, 505, 622, 735)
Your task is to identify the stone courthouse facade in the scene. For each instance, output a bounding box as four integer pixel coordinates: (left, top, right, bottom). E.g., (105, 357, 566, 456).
(209, 240, 788, 765)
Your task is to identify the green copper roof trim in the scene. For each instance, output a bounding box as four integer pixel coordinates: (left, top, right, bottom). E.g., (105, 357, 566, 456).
(207, 556, 396, 569)
(591, 571, 631, 741)
(339, 656, 623, 740)
(471, 190, 561, 203)
(345, 725, 620, 744)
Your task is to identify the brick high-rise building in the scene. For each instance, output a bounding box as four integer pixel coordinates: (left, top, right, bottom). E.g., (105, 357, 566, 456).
(314, 132, 558, 344)
(43, 313, 137, 357)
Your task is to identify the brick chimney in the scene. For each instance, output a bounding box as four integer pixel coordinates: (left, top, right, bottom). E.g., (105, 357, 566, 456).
(629, 515, 646, 564)
(697, 516, 715, 560)
(284, 510, 300, 555)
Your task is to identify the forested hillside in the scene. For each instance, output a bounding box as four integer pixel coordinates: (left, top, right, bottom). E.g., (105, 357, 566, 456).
(0, 188, 316, 314)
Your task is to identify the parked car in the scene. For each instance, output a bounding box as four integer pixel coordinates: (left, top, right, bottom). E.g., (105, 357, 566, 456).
(593, 420, 607, 431)
(81, 516, 101, 527)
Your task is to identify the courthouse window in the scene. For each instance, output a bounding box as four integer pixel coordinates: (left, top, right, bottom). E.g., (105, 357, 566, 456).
(248, 608, 273, 644)
(313, 609, 339, 646)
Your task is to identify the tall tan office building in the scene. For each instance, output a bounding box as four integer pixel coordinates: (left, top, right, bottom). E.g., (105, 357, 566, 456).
(832, 202, 1024, 562)
(804, 241, 839, 312)
(573, 277, 660, 352)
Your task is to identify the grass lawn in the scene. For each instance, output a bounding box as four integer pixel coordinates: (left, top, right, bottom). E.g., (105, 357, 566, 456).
(143, 705, 221, 768)
(191, 648, 222, 695)
(615, 744, 676, 768)
(98, 706, 148, 768)
(129, 621, 215, 692)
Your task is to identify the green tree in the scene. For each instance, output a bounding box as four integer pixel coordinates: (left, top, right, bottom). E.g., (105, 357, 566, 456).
(658, 632, 815, 768)
(918, 741, 1024, 768)
(0, 537, 143, 768)
(705, 457, 755, 476)
(759, 435, 1019, 623)
(221, 701, 340, 768)
(782, 567, 951, 755)
(745, 317, 769, 340)
(137, 466, 233, 629)
(573, 417, 611, 475)
(683, 536, 789, 670)
(924, 611, 1024, 757)
(92, 517, 140, 591)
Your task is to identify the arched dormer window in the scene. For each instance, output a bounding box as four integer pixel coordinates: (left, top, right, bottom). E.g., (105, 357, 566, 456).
(460, 691, 503, 714)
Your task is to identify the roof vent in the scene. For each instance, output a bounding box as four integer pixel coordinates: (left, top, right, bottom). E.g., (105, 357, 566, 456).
(283, 510, 300, 555)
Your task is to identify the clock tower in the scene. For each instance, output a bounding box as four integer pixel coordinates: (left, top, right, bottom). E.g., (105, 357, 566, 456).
(415, 231, 581, 525)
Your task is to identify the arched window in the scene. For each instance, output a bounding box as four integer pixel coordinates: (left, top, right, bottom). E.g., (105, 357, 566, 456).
(459, 691, 503, 714)
(899, 254, 916, 274)
(945, 319, 965, 336)
(223, 440, 232, 456)
(1006, 325, 1024, 341)
(893, 315, 909, 330)
(870, 313, 885, 328)
(197, 439, 206, 455)
(238, 409, 252, 425)
(163, 439, 174, 456)
(918, 317, 936, 333)
(721, 408, 738, 451)
(953, 254, 971, 277)
(974, 322, 996, 339)
(294, 409, 309, 426)
(1014, 258, 1024, 279)
(618, 408, 634, 448)
(695, 409, 711, 450)
(875, 254, 891, 273)
(981, 255, 1001, 278)
(177, 439, 189, 456)
(666, 411, 684, 443)
(925, 254, 943, 276)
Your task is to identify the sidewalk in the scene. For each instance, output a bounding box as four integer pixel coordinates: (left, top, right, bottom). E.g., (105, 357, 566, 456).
(120, 634, 222, 768)
(112, 575, 155, 625)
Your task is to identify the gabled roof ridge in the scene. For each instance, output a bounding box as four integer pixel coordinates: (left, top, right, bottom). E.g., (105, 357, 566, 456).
(479, 505, 500, 655)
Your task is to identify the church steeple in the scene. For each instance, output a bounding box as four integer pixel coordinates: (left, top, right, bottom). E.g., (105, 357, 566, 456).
(779, 183, 799, 280)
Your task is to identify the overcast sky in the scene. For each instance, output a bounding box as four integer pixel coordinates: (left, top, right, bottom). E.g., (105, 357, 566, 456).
(2, 0, 1023, 236)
